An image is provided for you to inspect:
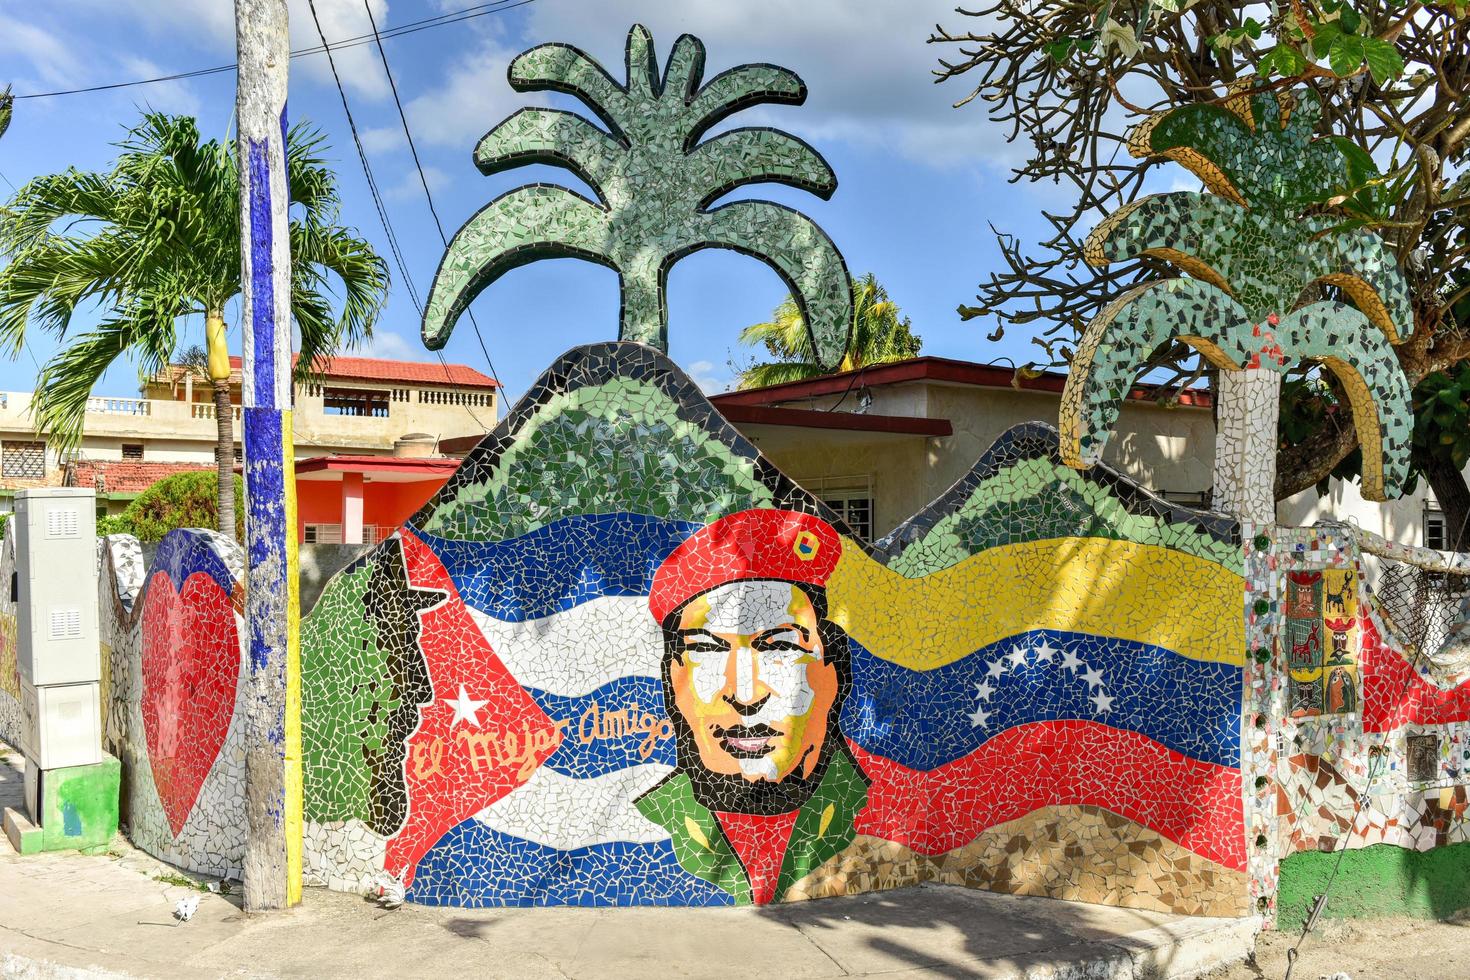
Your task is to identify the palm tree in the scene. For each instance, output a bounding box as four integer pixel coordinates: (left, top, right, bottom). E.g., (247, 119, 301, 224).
(0, 87, 12, 142)
(0, 113, 388, 534)
(1059, 86, 1414, 504)
(736, 273, 922, 389)
(422, 24, 852, 369)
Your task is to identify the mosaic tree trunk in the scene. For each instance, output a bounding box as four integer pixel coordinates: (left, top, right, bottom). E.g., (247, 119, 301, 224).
(1214, 370, 1281, 525)
(234, 0, 302, 911)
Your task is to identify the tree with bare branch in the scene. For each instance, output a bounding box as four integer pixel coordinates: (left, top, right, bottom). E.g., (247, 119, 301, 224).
(932, 1, 1470, 545)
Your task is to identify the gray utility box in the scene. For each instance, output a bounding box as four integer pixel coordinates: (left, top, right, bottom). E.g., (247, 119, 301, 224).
(14, 487, 98, 688)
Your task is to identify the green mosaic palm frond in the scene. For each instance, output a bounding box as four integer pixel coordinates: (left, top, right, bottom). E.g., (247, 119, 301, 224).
(1060, 278, 1413, 499)
(423, 25, 852, 367)
(1133, 89, 1376, 212)
(1061, 83, 1416, 500)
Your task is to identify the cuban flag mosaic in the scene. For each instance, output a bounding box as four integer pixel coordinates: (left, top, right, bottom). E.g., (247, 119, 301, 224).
(300, 343, 1249, 916)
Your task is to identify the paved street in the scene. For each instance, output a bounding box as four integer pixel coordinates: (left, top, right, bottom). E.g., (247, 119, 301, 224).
(0, 748, 1253, 980)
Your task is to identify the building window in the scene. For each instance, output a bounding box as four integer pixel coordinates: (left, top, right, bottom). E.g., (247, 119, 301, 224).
(121, 444, 144, 461)
(1425, 508, 1446, 551)
(799, 474, 875, 540)
(322, 387, 390, 417)
(2, 440, 46, 479)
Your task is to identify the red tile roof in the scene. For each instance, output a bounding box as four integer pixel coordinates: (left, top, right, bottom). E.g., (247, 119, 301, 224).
(65, 460, 217, 496)
(156, 355, 499, 390)
(236, 355, 498, 389)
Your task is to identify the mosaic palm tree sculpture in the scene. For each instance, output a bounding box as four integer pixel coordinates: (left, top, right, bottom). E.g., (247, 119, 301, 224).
(422, 24, 852, 366)
(1058, 86, 1414, 511)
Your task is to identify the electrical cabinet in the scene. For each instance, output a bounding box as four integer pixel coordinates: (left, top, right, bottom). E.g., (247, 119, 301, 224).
(17, 679, 102, 770)
(14, 488, 98, 687)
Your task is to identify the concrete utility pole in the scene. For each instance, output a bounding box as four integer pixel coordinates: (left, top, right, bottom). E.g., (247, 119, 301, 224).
(235, 0, 302, 911)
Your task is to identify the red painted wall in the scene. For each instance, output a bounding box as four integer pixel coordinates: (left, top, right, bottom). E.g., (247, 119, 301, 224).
(295, 476, 450, 542)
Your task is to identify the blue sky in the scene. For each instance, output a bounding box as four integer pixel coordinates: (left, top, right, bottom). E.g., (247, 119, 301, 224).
(0, 0, 1082, 407)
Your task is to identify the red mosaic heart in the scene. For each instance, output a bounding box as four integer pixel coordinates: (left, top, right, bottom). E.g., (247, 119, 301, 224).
(140, 570, 241, 836)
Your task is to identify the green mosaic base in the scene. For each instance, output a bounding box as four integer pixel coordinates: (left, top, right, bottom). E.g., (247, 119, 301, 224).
(1278, 842, 1470, 924)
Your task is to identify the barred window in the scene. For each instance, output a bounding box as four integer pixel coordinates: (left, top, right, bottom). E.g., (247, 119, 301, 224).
(2, 441, 46, 479)
(122, 444, 144, 461)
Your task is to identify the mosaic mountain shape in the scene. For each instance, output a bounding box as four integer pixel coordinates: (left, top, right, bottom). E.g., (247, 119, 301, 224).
(301, 341, 1246, 913)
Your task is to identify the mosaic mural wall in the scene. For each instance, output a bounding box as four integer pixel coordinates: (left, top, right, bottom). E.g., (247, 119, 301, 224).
(1269, 526, 1470, 923)
(298, 342, 1248, 915)
(97, 529, 249, 878)
(0, 521, 22, 749)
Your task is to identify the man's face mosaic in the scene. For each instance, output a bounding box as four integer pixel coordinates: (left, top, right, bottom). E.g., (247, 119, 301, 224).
(668, 579, 838, 786)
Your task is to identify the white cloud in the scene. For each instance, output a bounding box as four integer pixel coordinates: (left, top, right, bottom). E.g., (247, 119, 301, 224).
(385, 165, 449, 200)
(520, 0, 1009, 169)
(0, 16, 82, 89)
(70, 0, 394, 100)
(362, 329, 415, 360)
(360, 125, 406, 154)
(685, 360, 730, 394)
(402, 37, 538, 149)
(117, 57, 202, 117)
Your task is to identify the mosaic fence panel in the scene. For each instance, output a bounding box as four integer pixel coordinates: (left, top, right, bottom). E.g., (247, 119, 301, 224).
(97, 529, 248, 878)
(0, 521, 21, 749)
(1257, 527, 1470, 923)
(300, 342, 1248, 915)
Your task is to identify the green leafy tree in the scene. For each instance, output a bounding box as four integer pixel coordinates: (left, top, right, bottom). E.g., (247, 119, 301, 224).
(422, 24, 852, 368)
(736, 274, 922, 389)
(97, 470, 245, 543)
(0, 87, 12, 142)
(0, 113, 389, 534)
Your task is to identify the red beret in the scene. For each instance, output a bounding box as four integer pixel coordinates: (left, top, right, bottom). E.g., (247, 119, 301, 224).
(649, 509, 842, 624)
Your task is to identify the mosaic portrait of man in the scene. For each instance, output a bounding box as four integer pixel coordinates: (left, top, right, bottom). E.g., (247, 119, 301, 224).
(636, 509, 870, 904)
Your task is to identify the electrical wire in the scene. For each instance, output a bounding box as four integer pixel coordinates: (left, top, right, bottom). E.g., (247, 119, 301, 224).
(13, 0, 535, 101)
(303, 0, 492, 431)
(358, 0, 504, 394)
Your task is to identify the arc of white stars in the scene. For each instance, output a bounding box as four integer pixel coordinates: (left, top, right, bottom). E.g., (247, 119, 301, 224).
(967, 634, 1113, 727)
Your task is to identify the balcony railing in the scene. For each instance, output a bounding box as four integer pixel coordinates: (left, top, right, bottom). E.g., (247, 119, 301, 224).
(190, 402, 243, 422)
(86, 397, 151, 416)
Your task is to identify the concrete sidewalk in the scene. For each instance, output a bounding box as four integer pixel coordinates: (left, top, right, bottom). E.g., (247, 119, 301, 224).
(0, 758, 1257, 980)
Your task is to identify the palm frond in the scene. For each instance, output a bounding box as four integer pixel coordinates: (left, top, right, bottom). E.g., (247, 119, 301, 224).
(422, 185, 611, 350)
(291, 222, 390, 377)
(700, 200, 850, 370)
(661, 34, 706, 102)
(509, 42, 633, 139)
(737, 306, 810, 360)
(686, 65, 805, 147)
(736, 360, 824, 389)
(0, 86, 11, 141)
(1061, 278, 1251, 469)
(1274, 301, 1414, 500)
(30, 296, 178, 451)
(475, 108, 625, 202)
(687, 129, 835, 208)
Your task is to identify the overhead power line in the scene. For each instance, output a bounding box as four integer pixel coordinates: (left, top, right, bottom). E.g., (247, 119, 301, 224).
(303, 0, 496, 428)
(359, 0, 504, 391)
(13, 0, 535, 101)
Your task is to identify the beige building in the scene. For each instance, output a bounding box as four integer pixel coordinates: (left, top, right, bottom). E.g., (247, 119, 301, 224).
(0, 355, 497, 514)
(705, 357, 1453, 548)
